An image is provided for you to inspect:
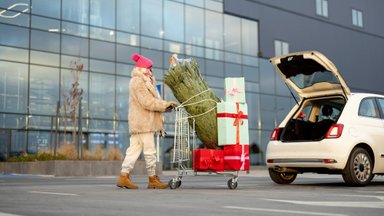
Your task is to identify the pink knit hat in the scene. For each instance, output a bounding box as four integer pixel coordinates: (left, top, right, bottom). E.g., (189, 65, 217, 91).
(131, 53, 153, 68)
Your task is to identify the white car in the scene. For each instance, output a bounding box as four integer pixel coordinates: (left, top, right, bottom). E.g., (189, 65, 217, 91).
(266, 51, 384, 186)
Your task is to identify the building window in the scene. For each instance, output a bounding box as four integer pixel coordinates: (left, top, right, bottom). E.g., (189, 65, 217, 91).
(164, 1, 184, 42)
(274, 40, 289, 57)
(352, 9, 363, 27)
(316, 0, 328, 17)
(242, 18, 259, 57)
(0, 61, 28, 113)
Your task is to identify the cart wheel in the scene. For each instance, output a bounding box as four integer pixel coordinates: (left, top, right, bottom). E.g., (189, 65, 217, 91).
(169, 179, 182, 189)
(227, 178, 238, 189)
(176, 180, 182, 188)
(169, 179, 178, 189)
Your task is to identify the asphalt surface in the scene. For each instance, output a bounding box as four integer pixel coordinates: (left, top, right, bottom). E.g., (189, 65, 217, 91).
(1, 167, 384, 216)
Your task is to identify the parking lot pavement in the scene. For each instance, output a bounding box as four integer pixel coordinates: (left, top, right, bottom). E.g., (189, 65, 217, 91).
(1, 169, 384, 216)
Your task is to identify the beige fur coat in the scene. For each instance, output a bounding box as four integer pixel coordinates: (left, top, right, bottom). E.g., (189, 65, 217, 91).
(128, 67, 167, 134)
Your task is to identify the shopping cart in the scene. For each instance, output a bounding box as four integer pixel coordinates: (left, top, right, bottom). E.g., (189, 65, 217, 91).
(168, 106, 195, 189)
(168, 99, 241, 190)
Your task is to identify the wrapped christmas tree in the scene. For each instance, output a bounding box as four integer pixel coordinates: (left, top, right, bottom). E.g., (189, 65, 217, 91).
(164, 56, 220, 149)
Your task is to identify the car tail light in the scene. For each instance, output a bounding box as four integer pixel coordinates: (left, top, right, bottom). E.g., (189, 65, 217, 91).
(325, 124, 344, 139)
(270, 128, 282, 141)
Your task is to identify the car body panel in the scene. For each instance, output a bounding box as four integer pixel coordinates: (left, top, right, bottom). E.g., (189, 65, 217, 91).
(339, 94, 384, 173)
(267, 93, 384, 174)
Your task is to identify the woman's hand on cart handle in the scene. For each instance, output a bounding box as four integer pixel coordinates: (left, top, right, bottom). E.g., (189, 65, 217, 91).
(159, 130, 167, 137)
(165, 101, 177, 112)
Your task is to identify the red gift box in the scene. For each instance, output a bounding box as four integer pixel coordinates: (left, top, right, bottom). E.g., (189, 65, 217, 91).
(224, 144, 250, 171)
(193, 149, 224, 172)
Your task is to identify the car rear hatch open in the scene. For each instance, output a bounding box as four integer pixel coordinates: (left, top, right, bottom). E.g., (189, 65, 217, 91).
(270, 51, 351, 99)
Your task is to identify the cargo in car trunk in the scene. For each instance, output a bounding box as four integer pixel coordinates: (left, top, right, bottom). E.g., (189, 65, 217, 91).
(280, 96, 346, 142)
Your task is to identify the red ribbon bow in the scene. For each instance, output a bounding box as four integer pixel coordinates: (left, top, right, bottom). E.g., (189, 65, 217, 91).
(233, 110, 244, 127)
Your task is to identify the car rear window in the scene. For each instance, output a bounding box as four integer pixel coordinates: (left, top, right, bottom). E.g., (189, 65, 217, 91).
(289, 71, 340, 89)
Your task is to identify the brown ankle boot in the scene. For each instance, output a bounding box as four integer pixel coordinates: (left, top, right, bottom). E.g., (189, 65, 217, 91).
(116, 173, 138, 189)
(148, 175, 169, 189)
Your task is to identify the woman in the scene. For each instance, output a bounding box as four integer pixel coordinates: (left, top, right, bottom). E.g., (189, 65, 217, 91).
(117, 53, 177, 189)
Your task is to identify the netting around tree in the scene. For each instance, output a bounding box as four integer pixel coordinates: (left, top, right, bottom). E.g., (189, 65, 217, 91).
(164, 58, 221, 149)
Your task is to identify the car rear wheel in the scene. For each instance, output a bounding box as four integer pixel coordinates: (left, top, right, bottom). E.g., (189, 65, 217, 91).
(268, 168, 297, 184)
(342, 147, 373, 186)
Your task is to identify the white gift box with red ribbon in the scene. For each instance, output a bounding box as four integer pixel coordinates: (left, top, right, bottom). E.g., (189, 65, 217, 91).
(217, 102, 249, 146)
(217, 102, 250, 171)
(225, 77, 246, 103)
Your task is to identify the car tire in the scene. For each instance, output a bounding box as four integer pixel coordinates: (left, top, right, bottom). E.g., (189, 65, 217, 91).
(342, 147, 373, 186)
(268, 168, 297, 184)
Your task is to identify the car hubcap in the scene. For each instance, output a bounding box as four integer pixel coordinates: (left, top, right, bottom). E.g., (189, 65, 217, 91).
(353, 153, 371, 182)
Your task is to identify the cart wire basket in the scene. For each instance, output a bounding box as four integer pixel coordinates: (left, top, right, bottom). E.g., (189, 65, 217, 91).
(171, 106, 195, 172)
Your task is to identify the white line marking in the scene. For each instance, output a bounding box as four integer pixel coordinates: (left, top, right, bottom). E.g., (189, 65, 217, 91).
(339, 194, 384, 201)
(28, 191, 79, 196)
(223, 206, 348, 216)
(265, 198, 384, 209)
(0, 212, 23, 216)
(359, 191, 384, 195)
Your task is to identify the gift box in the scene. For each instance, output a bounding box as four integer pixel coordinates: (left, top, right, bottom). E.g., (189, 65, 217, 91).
(217, 102, 249, 146)
(224, 144, 250, 171)
(193, 149, 224, 172)
(225, 77, 246, 103)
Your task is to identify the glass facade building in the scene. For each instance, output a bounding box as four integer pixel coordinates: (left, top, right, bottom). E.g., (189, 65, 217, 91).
(0, 0, 294, 166)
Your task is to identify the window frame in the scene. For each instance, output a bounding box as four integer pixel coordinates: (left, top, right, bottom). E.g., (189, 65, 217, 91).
(274, 40, 289, 57)
(316, 0, 328, 18)
(352, 8, 363, 28)
(358, 97, 381, 119)
(374, 97, 384, 119)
